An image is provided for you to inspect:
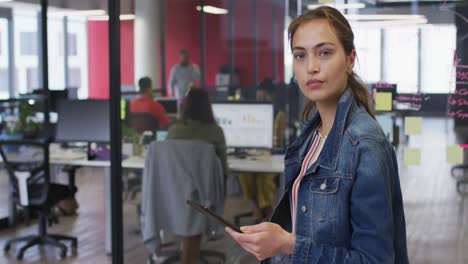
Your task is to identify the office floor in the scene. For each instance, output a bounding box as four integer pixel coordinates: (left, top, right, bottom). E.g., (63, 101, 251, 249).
(0, 117, 466, 264)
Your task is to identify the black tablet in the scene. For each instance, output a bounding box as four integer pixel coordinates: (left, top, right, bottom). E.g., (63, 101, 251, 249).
(186, 200, 243, 233)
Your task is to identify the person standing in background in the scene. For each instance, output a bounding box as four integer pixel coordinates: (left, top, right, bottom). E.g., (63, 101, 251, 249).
(168, 50, 200, 112)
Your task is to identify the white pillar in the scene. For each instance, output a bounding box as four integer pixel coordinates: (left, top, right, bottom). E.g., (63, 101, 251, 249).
(134, 0, 161, 89)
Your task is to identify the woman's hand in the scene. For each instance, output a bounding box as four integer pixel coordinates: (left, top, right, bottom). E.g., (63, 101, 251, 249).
(225, 222, 295, 261)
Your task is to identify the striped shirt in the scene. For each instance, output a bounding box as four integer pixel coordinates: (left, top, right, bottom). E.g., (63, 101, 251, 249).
(291, 128, 326, 234)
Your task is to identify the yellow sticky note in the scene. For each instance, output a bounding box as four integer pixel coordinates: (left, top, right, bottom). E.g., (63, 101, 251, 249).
(446, 145, 463, 163)
(404, 117, 422, 135)
(375, 92, 392, 111)
(404, 148, 420, 166)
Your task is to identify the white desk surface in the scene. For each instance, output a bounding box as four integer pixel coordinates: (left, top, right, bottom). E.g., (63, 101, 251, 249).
(50, 150, 285, 174)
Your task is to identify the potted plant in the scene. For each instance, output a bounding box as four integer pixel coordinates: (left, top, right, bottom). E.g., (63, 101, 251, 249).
(121, 124, 142, 156)
(1, 101, 39, 140)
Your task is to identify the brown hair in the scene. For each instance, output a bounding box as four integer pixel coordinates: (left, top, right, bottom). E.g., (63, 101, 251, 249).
(288, 6, 374, 120)
(181, 89, 216, 124)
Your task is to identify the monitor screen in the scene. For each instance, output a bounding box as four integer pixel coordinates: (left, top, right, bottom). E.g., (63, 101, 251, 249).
(212, 102, 274, 149)
(157, 98, 178, 114)
(55, 99, 110, 143)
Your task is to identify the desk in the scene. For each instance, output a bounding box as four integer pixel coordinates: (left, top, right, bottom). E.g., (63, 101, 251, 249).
(49, 153, 285, 254)
(228, 155, 284, 174)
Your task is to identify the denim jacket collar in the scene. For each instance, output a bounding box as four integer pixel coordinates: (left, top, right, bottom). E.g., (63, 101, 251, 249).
(285, 88, 355, 174)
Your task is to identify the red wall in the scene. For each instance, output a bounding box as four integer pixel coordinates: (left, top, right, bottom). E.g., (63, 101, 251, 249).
(87, 1, 284, 97)
(165, 0, 284, 90)
(87, 20, 134, 99)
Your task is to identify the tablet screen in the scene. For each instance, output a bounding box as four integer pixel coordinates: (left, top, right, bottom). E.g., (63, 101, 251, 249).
(186, 200, 242, 233)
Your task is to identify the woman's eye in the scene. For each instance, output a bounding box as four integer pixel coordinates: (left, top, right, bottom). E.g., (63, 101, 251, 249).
(294, 53, 305, 61)
(319, 50, 332, 57)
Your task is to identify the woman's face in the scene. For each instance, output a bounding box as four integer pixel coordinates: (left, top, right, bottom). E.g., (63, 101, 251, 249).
(292, 19, 355, 106)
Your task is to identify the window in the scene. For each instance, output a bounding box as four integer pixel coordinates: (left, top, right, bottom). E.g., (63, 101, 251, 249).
(20, 32, 37, 56)
(26, 67, 38, 92)
(68, 33, 77, 56)
(0, 69, 7, 91)
(420, 25, 456, 93)
(59, 33, 78, 56)
(383, 27, 419, 93)
(68, 67, 81, 88)
(353, 27, 381, 84)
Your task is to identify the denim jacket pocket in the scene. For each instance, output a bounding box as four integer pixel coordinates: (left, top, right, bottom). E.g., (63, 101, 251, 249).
(306, 177, 340, 244)
(309, 177, 339, 221)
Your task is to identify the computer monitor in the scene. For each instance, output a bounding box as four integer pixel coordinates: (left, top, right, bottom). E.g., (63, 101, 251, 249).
(157, 98, 178, 114)
(212, 102, 274, 149)
(49, 90, 68, 112)
(55, 99, 110, 143)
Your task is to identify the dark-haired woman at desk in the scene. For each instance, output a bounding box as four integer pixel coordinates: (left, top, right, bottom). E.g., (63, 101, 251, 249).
(166, 89, 227, 263)
(167, 88, 228, 176)
(226, 6, 409, 263)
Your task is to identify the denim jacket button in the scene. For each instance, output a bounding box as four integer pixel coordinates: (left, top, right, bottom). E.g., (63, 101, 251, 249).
(320, 183, 326, 190)
(301, 205, 307, 213)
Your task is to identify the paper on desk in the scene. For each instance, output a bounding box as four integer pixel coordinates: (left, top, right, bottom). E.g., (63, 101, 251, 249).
(404, 117, 422, 135)
(404, 147, 420, 166)
(446, 145, 463, 164)
(375, 92, 392, 111)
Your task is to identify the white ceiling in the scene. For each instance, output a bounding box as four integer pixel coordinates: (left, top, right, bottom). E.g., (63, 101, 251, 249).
(0, 0, 134, 14)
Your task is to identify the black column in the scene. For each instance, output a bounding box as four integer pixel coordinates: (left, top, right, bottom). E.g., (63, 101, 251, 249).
(108, 0, 123, 263)
(228, 0, 235, 92)
(40, 0, 50, 141)
(160, 0, 167, 96)
(200, 0, 206, 88)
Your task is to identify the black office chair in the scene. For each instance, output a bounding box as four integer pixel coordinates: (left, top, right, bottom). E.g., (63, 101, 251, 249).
(0, 140, 77, 260)
(451, 164, 468, 195)
(129, 112, 159, 135)
(127, 112, 159, 202)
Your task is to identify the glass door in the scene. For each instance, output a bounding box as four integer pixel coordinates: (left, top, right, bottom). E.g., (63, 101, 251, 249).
(0, 8, 13, 223)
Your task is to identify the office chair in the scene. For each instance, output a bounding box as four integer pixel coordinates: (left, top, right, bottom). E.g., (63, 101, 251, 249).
(451, 164, 468, 195)
(126, 112, 159, 219)
(0, 140, 78, 260)
(141, 140, 226, 264)
(129, 112, 159, 134)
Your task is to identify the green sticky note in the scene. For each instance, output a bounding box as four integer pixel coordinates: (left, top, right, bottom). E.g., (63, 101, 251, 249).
(121, 99, 126, 120)
(404, 117, 422, 135)
(446, 145, 463, 163)
(375, 92, 392, 111)
(404, 148, 420, 166)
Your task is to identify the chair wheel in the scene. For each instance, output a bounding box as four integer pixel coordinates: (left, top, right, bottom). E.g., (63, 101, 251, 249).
(4, 243, 11, 253)
(147, 254, 155, 264)
(16, 252, 24, 260)
(71, 239, 78, 248)
(71, 246, 78, 256)
(59, 248, 66, 259)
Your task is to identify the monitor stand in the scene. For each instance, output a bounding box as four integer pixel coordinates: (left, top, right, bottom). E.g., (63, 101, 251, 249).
(230, 148, 250, 159)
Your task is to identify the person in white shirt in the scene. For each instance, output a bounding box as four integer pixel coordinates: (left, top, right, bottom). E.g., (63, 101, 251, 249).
(168, 50, 200, 112)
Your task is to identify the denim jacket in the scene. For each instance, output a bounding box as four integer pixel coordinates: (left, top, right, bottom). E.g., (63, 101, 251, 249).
(264, 89, 409, 263)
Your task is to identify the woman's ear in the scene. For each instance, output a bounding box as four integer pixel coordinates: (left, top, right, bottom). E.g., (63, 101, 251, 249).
(347, 50, 356, 73)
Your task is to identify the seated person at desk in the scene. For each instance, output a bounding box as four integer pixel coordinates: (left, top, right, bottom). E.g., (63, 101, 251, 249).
(165, 89, 227, 262)
(130, 77, 171, 128)
(238, 78, 286, 220)
(167, 89, 227, 176)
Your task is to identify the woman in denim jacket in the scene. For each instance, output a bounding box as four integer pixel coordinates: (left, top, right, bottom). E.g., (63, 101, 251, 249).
(226, 6, 409, 263)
